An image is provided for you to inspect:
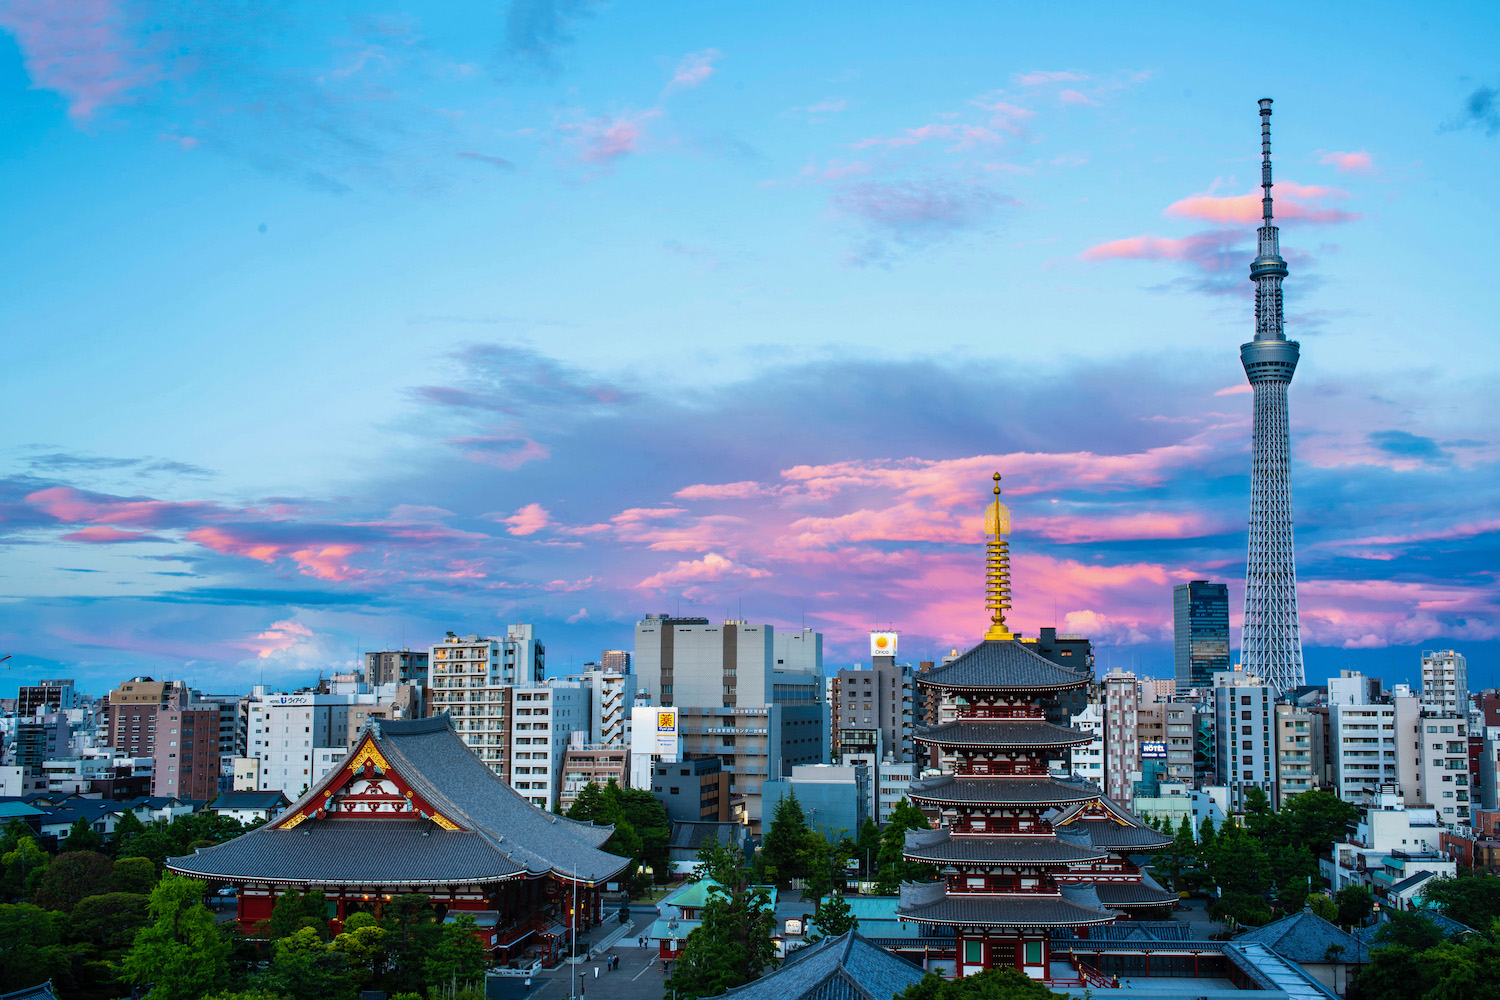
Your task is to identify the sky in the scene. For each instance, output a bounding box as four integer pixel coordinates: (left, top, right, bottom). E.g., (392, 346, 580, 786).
(1, 1, 1497, 696)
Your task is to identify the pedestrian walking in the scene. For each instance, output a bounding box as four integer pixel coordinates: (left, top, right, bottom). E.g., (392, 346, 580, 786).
(523, 976, 531, 993)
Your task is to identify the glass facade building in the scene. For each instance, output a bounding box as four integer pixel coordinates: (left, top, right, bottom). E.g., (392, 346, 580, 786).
(1173, 580, 1230, 693)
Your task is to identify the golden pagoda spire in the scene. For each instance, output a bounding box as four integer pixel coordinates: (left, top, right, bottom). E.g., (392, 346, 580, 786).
(983, 472, 1014, 640)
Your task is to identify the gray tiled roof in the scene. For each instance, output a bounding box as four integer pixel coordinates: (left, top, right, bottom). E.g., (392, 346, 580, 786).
(897, 880, 1115, 927)
(0, 985, 57, 1000)
(918, 640, 1090, 692)
(722, 932, 926, 1000)
(908, 775, 1098, 807)
(903, 829, 1107, 865)
(168, 819, 524, 884)
(210, 790, 291, 811)
(1091, 877, 1179, 907)
(1061, 819, 1172, 850)
(170, 716, 629, 885)
(913, 720, 1093, 749)
(1235, 907, 1371, 964)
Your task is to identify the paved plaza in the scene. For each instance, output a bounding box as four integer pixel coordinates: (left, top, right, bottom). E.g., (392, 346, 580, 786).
(487, 940, 666, 1000)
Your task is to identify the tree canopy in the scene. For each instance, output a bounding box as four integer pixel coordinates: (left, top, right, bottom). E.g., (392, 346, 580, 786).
(664, 883, 777, 1000)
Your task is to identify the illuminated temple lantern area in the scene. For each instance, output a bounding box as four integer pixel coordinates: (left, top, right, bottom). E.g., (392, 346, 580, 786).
(168, 716, 629, 964)
(897, 475, 1175, 981)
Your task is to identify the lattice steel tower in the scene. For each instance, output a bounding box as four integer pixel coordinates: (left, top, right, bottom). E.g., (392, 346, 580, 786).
(1239, 97, 1304, 696)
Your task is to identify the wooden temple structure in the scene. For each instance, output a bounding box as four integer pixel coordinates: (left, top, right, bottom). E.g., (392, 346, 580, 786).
(897, 475, 1175, 980)
(168, 715, 629, 964)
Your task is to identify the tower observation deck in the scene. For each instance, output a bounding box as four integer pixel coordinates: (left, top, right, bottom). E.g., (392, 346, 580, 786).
(1239, 98, 1304, 697)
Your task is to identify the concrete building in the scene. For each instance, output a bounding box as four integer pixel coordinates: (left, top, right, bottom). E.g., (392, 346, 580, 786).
(1421, 650, 1468, 716)
(1102, 669, 1140, 803)
(830, 633, 915, 765)
(364, 649, 429, 687)
(1330, 698, 1402, 808)
(634, 615, 826, 825)
(507, 681, 591, 811)
(1163, 701, 1197, 785)
(1173, 580, 1230, 693)
(567, 663, 632, 746)
(1274, 702, 1325, 806)
(652, 756, 731, 823)
(426, 626, 545, 779)
(18, 679, 78, 717)
(558, 740, 628, 812)
(761, 763, 869, 842)
(1068, 702, 1105, 788)
(1414, 712, 1470, 825)
(1324, 786, 1448, 893)
(101, 677, 223, 799)
(246, 690, 354, 798)
(1328, 669, 1381, 707)
(1213, 669, 1275, 811)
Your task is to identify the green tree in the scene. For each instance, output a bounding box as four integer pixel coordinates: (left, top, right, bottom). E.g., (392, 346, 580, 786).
(692, 835, 748, 889)
(32, 850, 114, 911)
(619, 787, 672, 886)
(258, 927, 359, 1000)
(61, 817, 105, 854)
(112, 855, 158, 894)
(1307, 894, 1338, 922)
(264, 889, 332, 941)
(1158, 815, 1197, 892)
(0, 903, 71, 992)
(664, 884, 777, 1000)
(204, 991, 290, 1000)
(1242, 787, 1277, 841)
(565, 782, 606, 823)
(122, 873, 230, 1000)
(874, 798, 937, 894)
(112, 810, 147, 856)
(121, 826, 173, 868)
(1375, 910, 1446, 951)
(1198, 817, 1217, 860)
(807, 894, 858, 942)
(854, 816, 881, 874)
(1279, 789, 1358, 853)
(896, 966, 1063, 999)
(1, 836, 49, 901)
(759, 789, 811, 885)
(800, 833, 848, 909)
(70, 892, 152, 952)
(424, 915, 488, 990)
(1419, 871, 1500, 929)
(1334, 884, 1373, 927)
(379, 894, 442, 996)
(330, 920, 389, 986)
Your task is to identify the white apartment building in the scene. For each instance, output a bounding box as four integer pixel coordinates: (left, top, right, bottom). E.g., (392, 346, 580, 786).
(1330, 701, 1400, 806)
(1414, 713, 1470, 825)
(1421, 650, 1468, 716)
(246, 691, 354, 797)
(508, 681, 591, 811)
(1213, 669, 1275, 811)
(1323, 786, 1447, 892)
(428, 626, 546, 779)
(1068, 702, 1105, 788)
(566, 665, 631, 746)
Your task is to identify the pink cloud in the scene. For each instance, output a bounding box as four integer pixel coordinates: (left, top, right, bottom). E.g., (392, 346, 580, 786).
(58, 525, 165, 543)
(26, 485, 218, 528)
(1164, 183, 1357, 225)
(560, 109, 661, 166)
(1015, 70, 1088, 87)
(503, 502, 552, 536)
(854, 123, 1005, 151)
(1318, 149, 1374, 174)
(0, 0, 157, 120)
(1079, 229, 1243, 275)
(667, 49, 721, 92)
(1057, 89, 1098, 107)
(185, 527, 365, 582)
(451, 436, 550, 470)
(245, 619, 314, 659)
(674, 481, 771, 500)
(636, 552, 770, 590)
(1214, 384, 1252, 396)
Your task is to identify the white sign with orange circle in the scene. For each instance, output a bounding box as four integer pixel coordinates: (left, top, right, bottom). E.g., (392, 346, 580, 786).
(870, 632, 898, 657)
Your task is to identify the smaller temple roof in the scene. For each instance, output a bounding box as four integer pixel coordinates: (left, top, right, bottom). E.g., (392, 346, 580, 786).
(913, 719, 1093, 749)
(1090, 872, 1178, 908)
(1235, 907, 1371, 965)
(917, 640, 1089, 693)
(896, 880, 1115, 928)
(209, 790, 291, 812)
(722, 931, 926, 1000)
(0, 984, 57, 1000)
(907, 775, 1098, 807)
(1049, 794, 1174, 851)
(903, 828, 1108, 865)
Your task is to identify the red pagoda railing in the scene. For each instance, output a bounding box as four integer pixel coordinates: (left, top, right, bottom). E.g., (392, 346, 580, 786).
(950, 819, 1048, 835)
(955, 760, 1051, 777)
(958, 705, 1044, 720)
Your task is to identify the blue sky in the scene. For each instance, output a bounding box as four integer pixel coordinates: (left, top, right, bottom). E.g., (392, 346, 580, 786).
(1, 1, 1497, 695)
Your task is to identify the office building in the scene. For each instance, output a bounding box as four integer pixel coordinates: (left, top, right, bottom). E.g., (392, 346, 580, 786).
(427, 625, 546, 780)
(830, 632, 916, 764)
(364, 649, 429, 687)
(1173, 581, 1230, 693)
(1213, 668, 1275, 811)
(558, 741, 629, 812)
(634, 615, 826, 825)
(652, 756, 731, 823)
(762, 763, 869, 842)
(246, 690, 355, 798)
(1274, 702, 1325, 806)
(1102, 669, 1140, 804)
(18, 679, 77, 717)
(599, 649, 631, 672)
(1421, 650, 1468, 716)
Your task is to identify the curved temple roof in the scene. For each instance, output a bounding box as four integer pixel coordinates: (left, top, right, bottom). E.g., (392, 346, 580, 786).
(917, 640, 1090, 693)
(903, 828, 1108, 866)
(914, 719, 1094, 750)
(908, 775, 1100, 808)
(897, 880, 1115, 928)
(169, 716, 630, 886)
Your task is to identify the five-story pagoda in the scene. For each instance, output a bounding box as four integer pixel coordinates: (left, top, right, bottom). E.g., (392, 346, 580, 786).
(897, 475, 1173, 980)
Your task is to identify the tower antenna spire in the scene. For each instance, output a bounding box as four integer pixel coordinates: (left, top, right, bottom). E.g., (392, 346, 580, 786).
(983, 473, 1014, 641)
(1240, 97, 1304, 696)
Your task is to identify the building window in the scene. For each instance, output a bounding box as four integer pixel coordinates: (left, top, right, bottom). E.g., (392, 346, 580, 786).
(1025, 941, 1043, 965)
(965, 941, 983, 964)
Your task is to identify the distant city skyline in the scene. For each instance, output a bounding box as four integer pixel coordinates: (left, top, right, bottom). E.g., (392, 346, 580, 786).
(1, 3, 1496, 693)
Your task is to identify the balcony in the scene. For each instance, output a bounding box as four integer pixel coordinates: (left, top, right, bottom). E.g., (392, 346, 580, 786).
(958, 705, 1044, 720)
(956, 760, 1051, 777)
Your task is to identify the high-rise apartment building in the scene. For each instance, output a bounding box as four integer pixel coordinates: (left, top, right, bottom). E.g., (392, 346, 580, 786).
(1415, 712, 1471, 825)
(1102, 669, 1140, 803)
(634, 615, 826, 825)
(830, 632, 915, 765)
(365, 649, 429, 688)
(102, 677, 220, 799)
(1173, 581, 1230, 693)
(599, 649, 631, 672)
(1421, 650, 1468, 717)
(427, 626, 546, 780)
(246, 690, 354, 798)
(18, 679, 77, 717)
(1213, 669, 1275, 811)
(1274, 703, 1325, 806)
(567, 663, 632, 746)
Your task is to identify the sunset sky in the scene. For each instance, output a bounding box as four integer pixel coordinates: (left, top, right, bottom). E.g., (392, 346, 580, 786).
(2, 1, 1497, 694)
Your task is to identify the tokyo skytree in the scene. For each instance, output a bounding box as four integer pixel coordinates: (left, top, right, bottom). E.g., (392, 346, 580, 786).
(1239, 98, 1304, 696)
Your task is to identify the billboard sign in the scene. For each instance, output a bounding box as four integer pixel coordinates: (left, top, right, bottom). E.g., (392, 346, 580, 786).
(652, 709, 678, 754)
(1140, 741, 1167, 760)
(870, 632, 899, 658)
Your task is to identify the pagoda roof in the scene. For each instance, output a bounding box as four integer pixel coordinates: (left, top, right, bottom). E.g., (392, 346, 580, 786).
(907, 775, 1098, 808)
(168, 716, 629, 885)
(897, 880, 1115, 928)
(1051, 795, 1173, 851)
(917, 640, 1089, 693)
(914, 719, 1093, 749)
(1090, 872, 1178, 908)
(903, 829, 1108, 865)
